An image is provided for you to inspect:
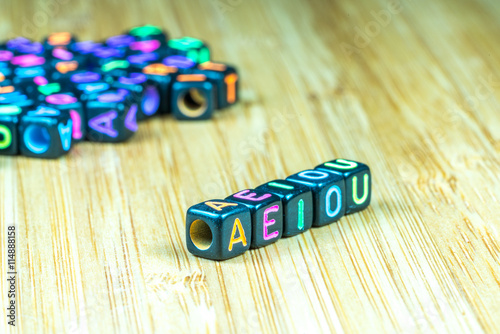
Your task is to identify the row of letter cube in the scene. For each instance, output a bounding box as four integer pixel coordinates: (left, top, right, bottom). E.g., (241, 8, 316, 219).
(186, 159, 372, 260)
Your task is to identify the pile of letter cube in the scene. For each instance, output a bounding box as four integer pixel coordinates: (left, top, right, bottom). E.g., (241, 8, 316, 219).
(186, 159, 371, 260)
(0, 25, 239, 158)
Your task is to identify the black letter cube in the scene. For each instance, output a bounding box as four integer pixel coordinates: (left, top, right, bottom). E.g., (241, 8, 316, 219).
(195, 62, 239, 109)
(171, 74, 215, 120)
(168, 37, 210, 64)
(186, 200, 251, 260)
(316, 159, 371, 214)
(287, 169, 346, 226)
(226, 189, 283, 248)
(256, 179, 313, 237)
(19, 106, 73, 159)
(85, 89, 138, 142)
(108, 72, 161, 121)
(142, 63, 178, 114)
(43, 93, 85, 142)
(0, 104, 21, 155)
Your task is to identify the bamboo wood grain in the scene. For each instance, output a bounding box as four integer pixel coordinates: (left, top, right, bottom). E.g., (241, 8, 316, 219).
(1, 0, 500, 333)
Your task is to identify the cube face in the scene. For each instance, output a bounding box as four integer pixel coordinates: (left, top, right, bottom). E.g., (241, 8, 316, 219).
(128, 40, 167, 56)
(196, 62, 239, 109)
(0, 90, 34, 110)
(0, 67, 13, 86)
(109, 72, 161, 121)
(89, 47, 124, 68)
(105, 34, 135, 51)
(19, 106, 72, 159)
(316, 159, 371, 214)
(287, 169, 346, 227)
(100, 59, 130, 78)
(142, 63, 178, 114)
(127, 52, 160, 71)
(85, 90, 138, 142)
(71, 40, 102, 53)
(47, 48, 85, 81)
(44, 93, 86, 142)
(168, 37, 210, 64)
(0, 50, 14, 69)
(127, 25, 167, 45)
(0, 105, 22, 155)
(12, 66, 47, 88)
(162, 56, 195, 73)
(256, 179, 313, 237)
(43, 32, 77, 51)
(171, 75, 215, 120)
(186, 200, 252, 260)
(14, 41, 44, 56)
(226, 189, 283, 248)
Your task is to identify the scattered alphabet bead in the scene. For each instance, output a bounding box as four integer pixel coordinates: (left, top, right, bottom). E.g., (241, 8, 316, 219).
(186, 159, 372, 260)
(0, 25, 240, 159)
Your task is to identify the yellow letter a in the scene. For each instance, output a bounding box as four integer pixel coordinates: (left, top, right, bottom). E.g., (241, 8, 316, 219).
(228, 218, 247, 251)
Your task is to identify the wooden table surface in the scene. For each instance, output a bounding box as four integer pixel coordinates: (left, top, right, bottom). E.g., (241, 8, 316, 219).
(1, 0, 500, 333)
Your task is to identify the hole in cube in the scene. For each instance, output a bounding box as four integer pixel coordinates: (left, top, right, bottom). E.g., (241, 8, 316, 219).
(190, 219, 213, 250)
(178, 88, 207, 117)
(24, 124, 51, 153)
(142, 85, 160, 116)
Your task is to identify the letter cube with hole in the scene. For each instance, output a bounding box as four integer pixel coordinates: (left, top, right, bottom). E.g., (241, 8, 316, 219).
(226, 189, 283, 248)
(0, 105, 22, 155)
(43, 93, 86, 143)
(256, 180, 313, 237)
(18, 106, 72, 159)
(171, 74, 215, 120)
(287, 169, 346, 226)
(316, 159, 371, 214)
(107, 72, 161, 121)
(194, 62, 239, 109)
(186, 200, 252, 260)
(85, 89, 138, 142)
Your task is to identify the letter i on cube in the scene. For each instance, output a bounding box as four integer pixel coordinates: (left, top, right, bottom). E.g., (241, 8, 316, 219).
(286, 169, 346, 226)
(256, 180, 313, 237)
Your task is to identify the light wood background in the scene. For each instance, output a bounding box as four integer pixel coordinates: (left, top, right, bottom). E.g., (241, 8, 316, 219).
(1, 0, 500, 333)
